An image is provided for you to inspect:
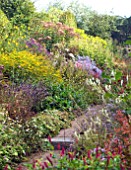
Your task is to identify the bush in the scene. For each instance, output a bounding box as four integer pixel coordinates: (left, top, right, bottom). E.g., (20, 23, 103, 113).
(28, 21, 79, 52)
(0, 122, 28, 169)
(0, 82, 49, 121)
(69, 28, 114, 67)
(0, 23, 28, 53)
(0, 0, 35, 26)
(0, 51, 62, 83)
(0, 10, 9, 27)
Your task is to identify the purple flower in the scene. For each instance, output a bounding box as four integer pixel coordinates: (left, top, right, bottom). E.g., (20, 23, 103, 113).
(75, 56, 102, 78)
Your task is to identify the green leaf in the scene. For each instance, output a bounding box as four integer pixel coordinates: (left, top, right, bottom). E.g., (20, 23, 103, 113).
(126, 108, 131, 115)
(104, 92, 113, 99)
(115, 71, 122, 81)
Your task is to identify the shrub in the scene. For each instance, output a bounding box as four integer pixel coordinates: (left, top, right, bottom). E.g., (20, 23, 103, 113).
(28, 21, 79, 52)
(0, 51, 62, 83)
(0, 10, 9, 27)
(0, 0, 35, 26)
(105, 110, 131, 169)
(0, 82, 49, 121)
(69, 28, 114, 67)
(19, 109, 72, 152)
(0, 23, 28, 54)
(0, 121, 28, 169)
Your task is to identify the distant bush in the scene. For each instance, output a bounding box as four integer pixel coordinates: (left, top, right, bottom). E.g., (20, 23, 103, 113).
(69, 28, 114, 67)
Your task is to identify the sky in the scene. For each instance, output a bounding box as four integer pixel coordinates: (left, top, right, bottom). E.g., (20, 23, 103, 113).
(33, 0, 131, 17)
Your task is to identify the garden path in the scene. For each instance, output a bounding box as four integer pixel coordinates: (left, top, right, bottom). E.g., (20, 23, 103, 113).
(19, 104, 114, 168)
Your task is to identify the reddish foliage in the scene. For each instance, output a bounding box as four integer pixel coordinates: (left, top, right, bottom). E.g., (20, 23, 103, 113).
(105, 110, 131, 168)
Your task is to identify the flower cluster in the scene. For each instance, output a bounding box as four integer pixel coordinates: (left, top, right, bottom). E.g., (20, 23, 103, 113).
(75, 56, 102, 78)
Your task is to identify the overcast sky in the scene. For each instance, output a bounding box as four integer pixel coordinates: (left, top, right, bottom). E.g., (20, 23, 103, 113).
(33, 0, 131, 17)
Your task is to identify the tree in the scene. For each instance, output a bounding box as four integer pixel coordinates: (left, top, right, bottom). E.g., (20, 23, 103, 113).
(86, 13, 118, 39)
(0, 0, 36, 26)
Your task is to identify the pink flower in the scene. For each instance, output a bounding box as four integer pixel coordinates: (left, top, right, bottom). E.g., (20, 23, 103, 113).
(56, 22, 63, 26)
(58, 29, 65, 35)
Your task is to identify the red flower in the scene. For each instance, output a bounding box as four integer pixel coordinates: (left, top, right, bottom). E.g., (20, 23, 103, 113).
(44, 162, 49, 168)
(96, 146, 101, 159)
(57, 143, 61, 150)
(106, 155, 112, 166)
(3, 165, 8, 170)
(16, 165, 23, 170)
(60, 147, 65, 156)
(120, 164, 125, 170)
(87, 150, 92, 160)
(39, 163, 45, 170)
(48, 135, 52, 143)
(68, 152, 75, 160)
(83, 157, 87, 165)
(46, 156, 53, 165)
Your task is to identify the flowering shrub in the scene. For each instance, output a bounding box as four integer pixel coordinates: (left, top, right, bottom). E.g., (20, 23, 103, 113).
(26, 38, 47, 55)
(28, 21, 79, 52)
(0, 51, 62, 83)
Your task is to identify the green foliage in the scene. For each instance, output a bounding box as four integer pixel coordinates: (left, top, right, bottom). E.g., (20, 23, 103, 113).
(0, 106, 72, 168)
(46, 7, 64, 23)
(85, 13, 118, 39)
(0, 122, 28, 169)
(42, 82, 87, 111)
(0, 0, 36, 26)
(22, 148, 122, 170)
(24, 110, 71, 141)
(0, 9, 9, 27)
(67, 1, 118, 39)
(59, 10, 77, 28)
(43, 77, 103, 112)
(69, 28, 114, 67)
(0, 24, 27, 54)
(102, 69, 131, 115)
